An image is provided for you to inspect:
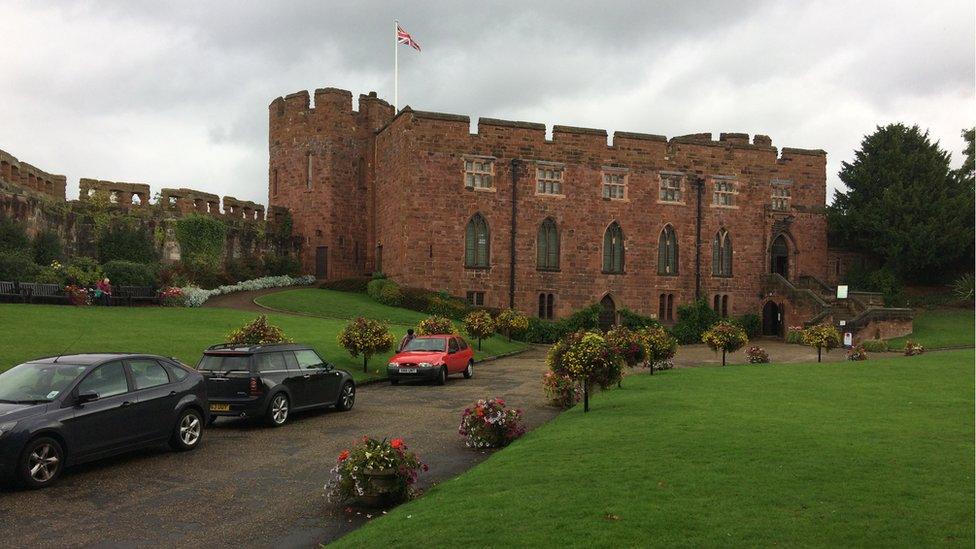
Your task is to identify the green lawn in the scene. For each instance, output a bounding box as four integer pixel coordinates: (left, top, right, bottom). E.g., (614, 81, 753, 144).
(335, 351, 975, 548)
(0, 304, 526, 381)
(256, 288, 429, 326)
(888, 308, 974, 349)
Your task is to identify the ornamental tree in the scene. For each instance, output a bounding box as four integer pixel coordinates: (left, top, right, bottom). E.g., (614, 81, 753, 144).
(701, 320, 748, 366)
(802, 323, 842, 362)
(337, 317, 395, 372)
(227, 315, 293, 345)
(604, 325, 645, 387)
(463, 310, 496, 350)
(415, 315, 457, 336)
(638, 324, 678, 374)
(560, 331, 623, 412)
(495, 308, 529, 342)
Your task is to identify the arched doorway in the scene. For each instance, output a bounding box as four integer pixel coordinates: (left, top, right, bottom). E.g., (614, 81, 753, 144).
(599, 295, 616, 331)
(762, 301, 782, 337)
(770, 235, 789, 279)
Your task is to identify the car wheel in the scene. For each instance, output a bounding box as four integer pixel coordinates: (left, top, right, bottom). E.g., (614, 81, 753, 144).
(170, 408, 204, 451)
(267, 393, 290, 427)
(436, 366, 447, 386)
(336, 382, 356, 411)
(18, 437, 64, 489)
(463, 361, 474, 379)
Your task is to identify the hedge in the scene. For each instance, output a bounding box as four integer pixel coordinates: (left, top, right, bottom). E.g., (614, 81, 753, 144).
(102, 260, 158, 287)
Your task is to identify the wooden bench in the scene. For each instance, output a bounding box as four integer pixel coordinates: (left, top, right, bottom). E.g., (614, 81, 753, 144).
(22, 282, 69, 304)
(0, 281, 27, 303)
(113, 286, 160, 306)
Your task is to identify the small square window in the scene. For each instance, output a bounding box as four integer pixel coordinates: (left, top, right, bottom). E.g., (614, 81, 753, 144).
(712, 179, 737, 207)
(771, 181, 792, 211)
(602, 172, 626, 200)
(660, 174, 683, 202)
(536, 166, 563, 195)
(464, 158, 494, 189)
(466, 291, 485, 306)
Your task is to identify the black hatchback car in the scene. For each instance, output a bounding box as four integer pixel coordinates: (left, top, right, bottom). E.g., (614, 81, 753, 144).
(199, 343, 356, 427)
(0, 353, 208, 489)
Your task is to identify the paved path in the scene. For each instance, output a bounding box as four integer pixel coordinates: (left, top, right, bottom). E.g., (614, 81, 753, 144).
(201, 286, 297, 313)
(0, 347, 557, 548)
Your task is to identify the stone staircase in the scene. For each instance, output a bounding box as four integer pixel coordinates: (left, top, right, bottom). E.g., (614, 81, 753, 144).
(763, 274, 914, 339)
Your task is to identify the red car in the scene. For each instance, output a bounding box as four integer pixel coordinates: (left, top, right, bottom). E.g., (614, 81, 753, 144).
(386, 335, 474, 385)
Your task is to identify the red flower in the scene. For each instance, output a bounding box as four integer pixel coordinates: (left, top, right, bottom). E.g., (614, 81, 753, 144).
(391, 438, 404, 449)
(338, 449, 350, 461)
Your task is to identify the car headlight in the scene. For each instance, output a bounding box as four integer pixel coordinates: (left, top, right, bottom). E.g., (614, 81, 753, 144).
(0, 421, 17, 438)
(388, 363, 398, 369)
(418, 362, 434, 368)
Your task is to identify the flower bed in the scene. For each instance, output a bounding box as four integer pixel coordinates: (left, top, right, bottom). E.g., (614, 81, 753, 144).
(180, 274, 315, 307)
(746, 346, 770, 364)
(326, 436, 427, 507)
(847, 345, 868, 361)
(458, 397, 525, 449)
(904, 340, 925, 356)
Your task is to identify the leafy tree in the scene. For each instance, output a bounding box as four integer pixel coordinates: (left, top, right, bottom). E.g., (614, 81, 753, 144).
(638, 325, 678, 374)
(802, 323, 842, 363)
(702, 321, 748, 366)
(558, 331, 623, 412)
(337, 317, 395, 372)
(416, 315, 456, 336)
(32, 230, 63, 265)
(671, 299, 720, 344)
(828, 124, 975, 283)
(463, 310, 496, 350)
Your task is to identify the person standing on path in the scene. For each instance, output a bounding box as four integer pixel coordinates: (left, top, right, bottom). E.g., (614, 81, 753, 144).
(398, 328, 415, 352)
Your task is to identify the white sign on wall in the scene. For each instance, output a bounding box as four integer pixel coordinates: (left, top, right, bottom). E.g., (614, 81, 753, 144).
(843, 332, 853, 347)
(837, 285, 849, 299)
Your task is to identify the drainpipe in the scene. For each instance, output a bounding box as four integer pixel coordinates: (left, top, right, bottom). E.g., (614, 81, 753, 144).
(509, 159, 519, 309)
(694, 175, 704, 300)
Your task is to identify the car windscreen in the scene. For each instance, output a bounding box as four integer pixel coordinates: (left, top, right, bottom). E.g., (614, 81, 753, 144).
(402, 338, 446, 352)
(0, 362, 88, 403)
(197, 354, 251, 372)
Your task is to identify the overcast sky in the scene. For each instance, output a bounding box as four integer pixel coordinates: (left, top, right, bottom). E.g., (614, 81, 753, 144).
(2, 0, 973, 204)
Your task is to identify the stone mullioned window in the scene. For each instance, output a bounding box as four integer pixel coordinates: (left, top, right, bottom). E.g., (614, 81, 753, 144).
(771, 179, 792, 211)
(712, 178, 737, 207)
(464, 157, 494, 189)
(601, 170, 627, 200)
(659, 173, 684, 203)
(536, 165, 563, 195)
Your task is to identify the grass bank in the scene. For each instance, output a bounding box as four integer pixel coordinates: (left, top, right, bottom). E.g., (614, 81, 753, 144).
(0, 304, 526, 381)
(335, 350, 975, 547)
(888, 307, 974, 349)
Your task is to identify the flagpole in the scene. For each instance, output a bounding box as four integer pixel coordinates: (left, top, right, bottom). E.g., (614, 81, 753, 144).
(394, 18, 399, 111)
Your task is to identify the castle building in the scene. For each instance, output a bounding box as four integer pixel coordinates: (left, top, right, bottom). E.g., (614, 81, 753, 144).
(268, 87, 911, 339)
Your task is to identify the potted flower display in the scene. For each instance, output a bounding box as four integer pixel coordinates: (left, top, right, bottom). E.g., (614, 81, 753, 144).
(745, 346, 770, 364)
(326, 436, 428, 508)
(458, 397, 525, 448)
(638, 324, 678, 374)
(847, 345, 868, 361)
(904, 340, 925, 356)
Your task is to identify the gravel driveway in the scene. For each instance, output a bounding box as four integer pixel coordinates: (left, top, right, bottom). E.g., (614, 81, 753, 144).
(0, 346, 557, 548)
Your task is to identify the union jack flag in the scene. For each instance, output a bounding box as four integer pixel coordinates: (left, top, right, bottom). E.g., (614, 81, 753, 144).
(396, 24, 421, 52)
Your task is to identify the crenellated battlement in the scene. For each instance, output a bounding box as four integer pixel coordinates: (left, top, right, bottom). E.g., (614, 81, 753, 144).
(0, 148, 66, 199)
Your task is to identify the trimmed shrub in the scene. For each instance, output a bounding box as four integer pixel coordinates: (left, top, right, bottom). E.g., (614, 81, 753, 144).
(225, 256, 265, 284)
(263, 254, 301, 277)
(427, 294, 470, 319)
(618, 308, 660, 330)
(379, 281, 403, 306)
(671, 299, 721, 344)
(321, 277, 371, 293)
(399, 286, 432, 311)
(860, 339, 888, 352)
(786, 326, 805, 344)
(226, 315, 292, 345)
(555, 304, 601, 334)
(736, 313, 761, 339)
(416, 315, 457, 336)
(0, 252, 40, 282)
(366, 278, 390, 301)
(102, 260, 157, 287)
(524, 317, 560, 344)
(31, 230, 63, 265)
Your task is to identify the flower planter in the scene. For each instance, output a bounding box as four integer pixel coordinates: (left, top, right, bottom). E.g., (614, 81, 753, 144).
(357, 468, 399, 507)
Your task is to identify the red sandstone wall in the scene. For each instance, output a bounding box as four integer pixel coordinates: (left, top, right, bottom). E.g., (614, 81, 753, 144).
(371, 111, 828, 321)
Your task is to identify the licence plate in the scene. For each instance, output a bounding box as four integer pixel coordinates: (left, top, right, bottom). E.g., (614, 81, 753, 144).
(398, 368, 418, 374)
(210, 403, 231, 412)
